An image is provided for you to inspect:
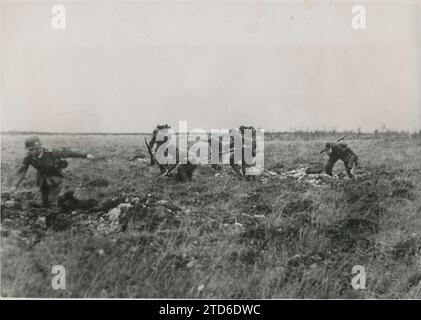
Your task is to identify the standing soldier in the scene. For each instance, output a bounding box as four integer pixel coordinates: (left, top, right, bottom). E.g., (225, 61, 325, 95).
(229, 126, 257, 176)
(149, 124, 171, 165)
(324, 142, 359, 178)
(9, 136, 95, 227)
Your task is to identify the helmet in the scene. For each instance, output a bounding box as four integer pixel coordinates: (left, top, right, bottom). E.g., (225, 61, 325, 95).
(157, 124, 170, 130)
(25, 136, 42, 150)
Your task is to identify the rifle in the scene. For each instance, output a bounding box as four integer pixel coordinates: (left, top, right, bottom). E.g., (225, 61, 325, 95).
(320, 135, 348, 154)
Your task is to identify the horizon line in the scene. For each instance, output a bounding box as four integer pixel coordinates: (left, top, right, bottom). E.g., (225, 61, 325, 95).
(1, 129, 420, 136)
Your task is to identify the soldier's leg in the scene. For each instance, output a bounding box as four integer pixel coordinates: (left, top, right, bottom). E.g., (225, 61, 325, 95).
(344, 156, 355, 178)
(40, 182, 50, 208)
(48, 177, 63, 207)
(39, 181, 57, 228)
(159, 165, 166, 174)
(230, 153, 243, 176)
(325, 157, 337, 176)
(45, 177, 63, 228)
(186, 163, 197, 181)
(354, 155, 360, 166)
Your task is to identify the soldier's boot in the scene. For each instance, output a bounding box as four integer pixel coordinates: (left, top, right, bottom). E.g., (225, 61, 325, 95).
(45, 211, 56, 229)
(346, 168, 354, 179)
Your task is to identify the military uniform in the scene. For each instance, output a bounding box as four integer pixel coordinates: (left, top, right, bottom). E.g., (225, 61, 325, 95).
(324, 142, 359, 178)
(15, 147, 88, 207)
(229, 126, 257, 176)
(147, 125, 197, 181)
(149, 124, 171, 165)
(11, 136, 94, 228)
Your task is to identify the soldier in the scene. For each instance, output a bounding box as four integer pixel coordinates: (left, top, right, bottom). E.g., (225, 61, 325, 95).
(324, 142, 359, 178)
(9, 136, 95, 227)
(149, 124, 171, 165)
(146, 125, 197, 181)
(207, 134, 223, 170)
(229, 126, 257, 176)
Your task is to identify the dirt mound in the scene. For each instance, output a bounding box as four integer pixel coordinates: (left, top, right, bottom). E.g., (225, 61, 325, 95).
(92, 194, 183, 233)
(1, 189, 185, 242)
(305, 163, 324, 174)
(58, 191, 99, 211)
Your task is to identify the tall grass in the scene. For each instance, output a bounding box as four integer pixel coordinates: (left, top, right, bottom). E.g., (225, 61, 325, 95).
(1, 133, 420, 298)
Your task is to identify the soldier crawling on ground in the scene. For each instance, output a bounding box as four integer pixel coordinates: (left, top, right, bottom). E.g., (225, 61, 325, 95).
(324, 142, 359, 178)
(9, 136, 95, 227)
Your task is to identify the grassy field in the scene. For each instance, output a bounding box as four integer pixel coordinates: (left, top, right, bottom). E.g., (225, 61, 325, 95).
(1, 132, 421, 298)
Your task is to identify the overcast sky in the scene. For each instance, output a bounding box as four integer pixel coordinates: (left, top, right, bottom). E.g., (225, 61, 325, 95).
(1, 0, 420, 132)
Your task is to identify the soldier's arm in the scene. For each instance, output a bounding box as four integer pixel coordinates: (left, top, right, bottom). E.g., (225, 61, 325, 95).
(347, 147, 357, 157)
(11, 157, 30, 190)
(347, 147, 359, 164)
(52, 148, 89, 159)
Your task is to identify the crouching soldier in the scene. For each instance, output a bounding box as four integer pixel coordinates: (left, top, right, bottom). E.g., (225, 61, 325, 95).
(9, 136, 95, 227)
(146, 126, 197, 181)
(324, 142, 359, 178)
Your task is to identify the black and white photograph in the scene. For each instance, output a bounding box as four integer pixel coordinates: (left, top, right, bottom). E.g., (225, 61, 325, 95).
(0, 0, 420, 302)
